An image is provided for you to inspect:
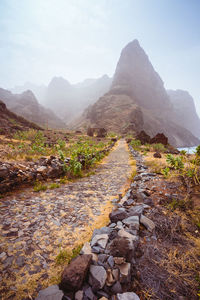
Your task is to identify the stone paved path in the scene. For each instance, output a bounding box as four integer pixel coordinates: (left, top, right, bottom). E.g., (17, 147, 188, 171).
(0, 139, 133, 299)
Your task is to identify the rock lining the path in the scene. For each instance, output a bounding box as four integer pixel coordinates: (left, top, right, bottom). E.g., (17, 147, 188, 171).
(36, 145, 157, 300)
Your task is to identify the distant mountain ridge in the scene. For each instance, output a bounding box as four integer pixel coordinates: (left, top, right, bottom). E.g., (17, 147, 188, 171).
(168, 89, 200, 139)
(12, 75, 112, 124)
(72, 39, 200, 147)
(0, 88, 66, 129)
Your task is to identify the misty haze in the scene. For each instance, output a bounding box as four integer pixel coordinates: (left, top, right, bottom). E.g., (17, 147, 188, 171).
(0, 1, 200, 299)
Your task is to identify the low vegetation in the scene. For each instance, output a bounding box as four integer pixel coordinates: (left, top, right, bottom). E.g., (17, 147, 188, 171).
(55, 244, 83, 265)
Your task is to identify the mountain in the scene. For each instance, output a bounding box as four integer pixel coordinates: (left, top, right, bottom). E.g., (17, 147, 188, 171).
(0, 88, 66, 129)
(45, 75, 112, 123)
(168, 89, 200, 139)
(72, 39, 199, 147)
(0, 100, 40, 135)
(12, 82, 46, 104)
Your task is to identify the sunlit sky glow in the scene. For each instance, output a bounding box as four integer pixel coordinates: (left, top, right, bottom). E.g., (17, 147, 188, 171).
(0, 0, 200, 114)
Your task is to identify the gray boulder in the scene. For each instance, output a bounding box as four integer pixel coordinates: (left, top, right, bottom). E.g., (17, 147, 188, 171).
(140, 215, 155, 232)
(122, 216, 139, 230)
(35, 285, 64, 300)
(117, 292, 140, 300)
(89, 265, 107, 290)
(109, 208, 128, 223)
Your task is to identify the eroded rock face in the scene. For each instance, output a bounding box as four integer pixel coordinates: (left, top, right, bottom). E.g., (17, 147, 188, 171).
(59, 254, 92, 292)
(150, 133, 168, 145)
(136, 131, 151, 144)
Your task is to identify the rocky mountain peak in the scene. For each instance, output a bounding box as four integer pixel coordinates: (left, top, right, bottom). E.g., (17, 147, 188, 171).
(18, 90, 38, 105)
(48, 76, 71, 89)
(111, 39, 170, 111)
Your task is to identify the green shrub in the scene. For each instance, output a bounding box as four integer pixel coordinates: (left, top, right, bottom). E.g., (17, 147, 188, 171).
(166, 154, 184, 170)
(130, 139, 141, 150)
(196, 145, 200, 156)
(55, 249, 71, 265)
(55, 244, 83, 265)
(57, 139, 66, 150)
(33, 182, 47, 192)
(161, 167, 170, 178)
(49, 183, 60, 189)
(180, 150, 187, 156)
(152, 143, 166, 152)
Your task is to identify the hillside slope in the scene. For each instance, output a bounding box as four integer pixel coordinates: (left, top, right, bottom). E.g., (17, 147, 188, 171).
(0, 88, 66, 129)
(0, 100, 41, 134)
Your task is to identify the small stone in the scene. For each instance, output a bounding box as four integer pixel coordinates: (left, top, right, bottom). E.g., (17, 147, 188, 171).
(122, 216, 139, 230)
(108, 237, 133, 261)
(107, 256, 114, 268)
(153, 152, 162, 158)
(92, 227, 112, 238)
(16, 256, 25, 267)
(112, 269, 119, 281)
(81, 242, 98, 262)
(89, 265, 107, 290)
(118, 263, 131, 283)
(111, 281, 122, 293)
(84, 286, 97, 300)
(114, 257, 125, 265)
(59, 254, 92, 292)
(109, 208, 128, 223)
(0, 252, 6, 260)
(123, 199, 135, 206)
(128, 205, 144, 216)
(106, 268, 116, 286)
(37, 166, 47, 173)
(98, 254, 108, 263)
(35, 285, 64, 300)
(91, 234, 109, 249)
(140, 215, 155, 232)
(75, 290, 83, 300)
(117, 292, 140, 300)
(109, 223, 116, 228)
(118, 229, 138, 245)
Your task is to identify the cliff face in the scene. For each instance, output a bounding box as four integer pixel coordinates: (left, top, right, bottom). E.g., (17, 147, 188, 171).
(112, 40, 171, 112)
(0, 88, 66, 129)
(73, 40, 199, 147)
(168, 89, 200, 139)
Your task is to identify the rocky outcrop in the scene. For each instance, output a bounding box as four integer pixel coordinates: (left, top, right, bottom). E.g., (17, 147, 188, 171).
(0, 100, 40, 135)
(168, 89, 200, 139)
(0, 88, 66, 129)
(150, 133, 168, 145)
(136, 131, 151, 144)
(73, 40, 200, 147)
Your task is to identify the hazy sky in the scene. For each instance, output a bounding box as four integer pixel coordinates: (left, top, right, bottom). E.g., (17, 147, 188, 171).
(0, 0, 200, 114)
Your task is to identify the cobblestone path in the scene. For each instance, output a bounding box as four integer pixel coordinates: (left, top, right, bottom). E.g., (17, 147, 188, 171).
(0, 139, 133, 299)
